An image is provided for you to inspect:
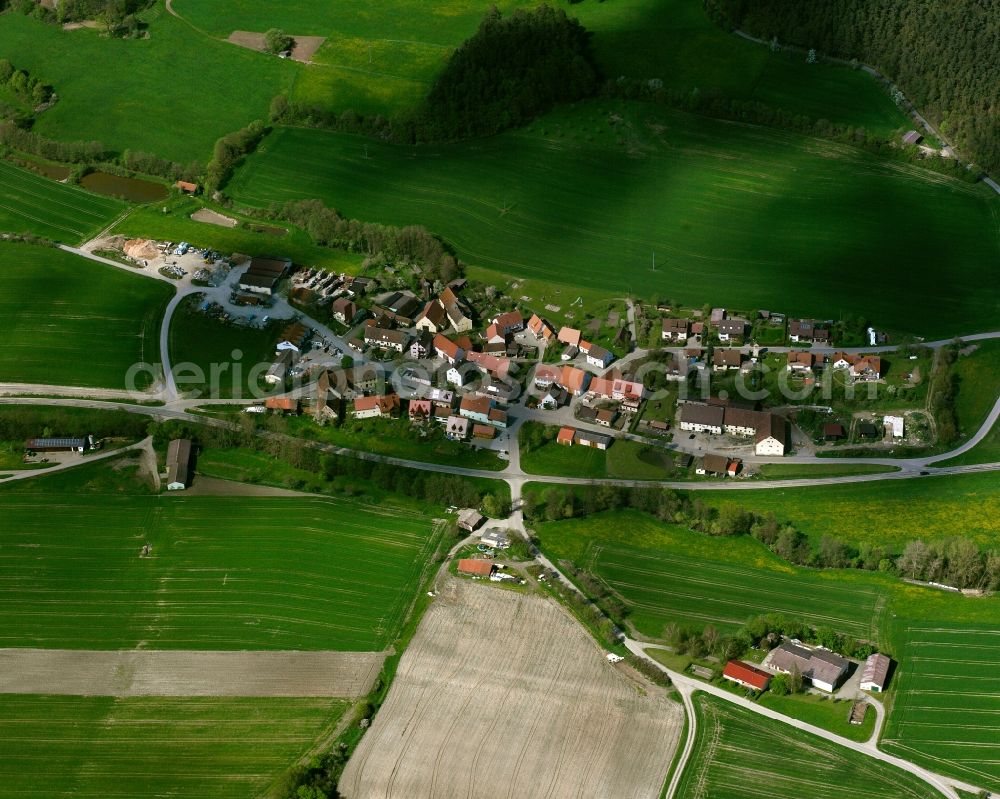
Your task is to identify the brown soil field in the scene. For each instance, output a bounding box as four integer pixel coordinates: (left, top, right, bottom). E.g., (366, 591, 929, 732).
(341, 581, 683, 799)
(190, 208, 238, 228)
(227, 31, 326, 63)
(0, 649, 384, 698)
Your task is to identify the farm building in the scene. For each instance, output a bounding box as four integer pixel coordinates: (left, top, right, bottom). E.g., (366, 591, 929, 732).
(723, 660, 771, 691)
(238, 256, 291, 296)
(25, 437, 86, 453)
(902, 130, 923, 145)
(860, 653, 892, 692)
(576, 430, 612, 450)
(696, 454, 739, 477)
(457, 509, 485, 532)
(754, 414, 787, 456)
(823, 422, 846, 440)
(166, 438, 193, 491)
(679, 403, 724, 434)
(364, 326, 408, 353)
(473, 423, 496, 440)
(480, 529, 511, 549)
(352, 394, 400, 420)
(558, 326, 582, 347)
(858, 422, 881, 439)
(490, 310, 524, 337)
(884, 415, 904, 437)
(457, 558, 495, 577)
(265, 396, 299, 414)
(175, 180, 199, 194)
(557, 426, 576, 446)
(768, 643, 849, 693)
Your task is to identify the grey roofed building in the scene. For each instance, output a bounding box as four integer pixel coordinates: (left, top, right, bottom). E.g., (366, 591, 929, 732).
(860, 653, 892, 692)
(480, 529, 511, 549)
(699, 453, 730, 475)
(679, 403, 725, 431)
(457, 508, 485, 532)
(166, 438, 193, 491)
(769, 642, 849, 692)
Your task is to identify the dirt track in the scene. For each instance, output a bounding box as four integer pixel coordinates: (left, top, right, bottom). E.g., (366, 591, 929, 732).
(0, 649, 384, 698)
(341, 580, 683, 799)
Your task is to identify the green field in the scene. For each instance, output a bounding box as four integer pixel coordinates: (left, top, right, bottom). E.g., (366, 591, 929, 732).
(168, 296, 281, 399)
(755, 462, 900, 479)
(173, 0, 907, 134)
(0, 483, 440, 649)
(0, 6, 295, 162)
(677, 694, 942, 799)
(696, 471, 1000, 550)
(520, 425, 681, 480)
(535, 510, 890, 641)
(0, 161, 124, 243)
(231, 102, 999, 336)
(0, 695, 346, 799)
(0, 243, 172, 389)
(883, 623, 1000, 792)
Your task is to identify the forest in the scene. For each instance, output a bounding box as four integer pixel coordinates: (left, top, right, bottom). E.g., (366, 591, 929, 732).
(706, 0, 1000, 173)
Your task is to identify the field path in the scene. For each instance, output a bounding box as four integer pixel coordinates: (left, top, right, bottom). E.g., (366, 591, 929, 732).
(0, 648, 384, 698)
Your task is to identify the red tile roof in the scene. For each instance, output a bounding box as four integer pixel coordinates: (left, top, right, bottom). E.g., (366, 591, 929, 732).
(458, 558, 494, 577)
(723, 660, 771, 691)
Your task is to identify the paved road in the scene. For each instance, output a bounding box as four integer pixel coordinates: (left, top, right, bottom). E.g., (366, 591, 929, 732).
(625, 639, 979, 799)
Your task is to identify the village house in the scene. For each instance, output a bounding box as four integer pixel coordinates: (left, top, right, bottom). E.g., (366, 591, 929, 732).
(595, 408, 618, 427)
(490, 310, 524, 337)
(540, 385, 568, 409)
(364, 326, 408, 353)
(661, 317, 690, 342)
(717, 318, 747, 342)
(557, 326, 582, 348)
(788, 319, 830, 344)
(447, 366, 473, 387)
(352, 393, 400, 420)
(488, 406, 508, 429)
(408, 399, 432, 423)
(713, 348, 744, 371)
(331, 297, 361, 326)
(723, 660, 771, 692)
(442, 286, 473, 332)
(166, 438, 193, 491)
(851, 356, 883, 381)
(768, 642, 850, 693)
(446, 415, 470, 440)
(466, 351, 513, 380)
(696, 453, 737, 476)
(557, 364, 591, 396)
(408, 333, 431, 360)
(527, 313, 555, 343)
(754, 413, 787, 456)
(459, 394, 492, 424)
(415, 299, 449, 333)
(581, 341, 614, 368)
(433, 333, 465, 365)
(586, 376, 615, 400)
(786, 350, 822, 371)
(612, 378, 644, 403)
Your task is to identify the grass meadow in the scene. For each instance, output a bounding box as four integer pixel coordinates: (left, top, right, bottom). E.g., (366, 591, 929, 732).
(882, 623, 1000, 792)
(0, 161, 123, 243)
(0, 243, 171, 389)
(535, 510, 891, 641)
(696, 471, 1000, 550)
(677, 694, 943, 799)
(232, 101, 999, 336)
(0, 5, 295, 163)
(173, 0, 908, 135)
(0, 487, 441, 650)
(0, 695, 346, 799)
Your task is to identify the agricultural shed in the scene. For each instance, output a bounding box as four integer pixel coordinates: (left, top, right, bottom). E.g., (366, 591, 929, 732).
(823, 423, 846, 440)
(166, 438, 193, 491)
(25, 437, 86, 453)
(723, 660, 771, 691)
(480, 530, 511, 549)
(768, 643, 849, 693)
(860, 653, 892, 692)
(457, 509, 485, 532)
(457, 558, 494, 577)
(557, 426, 575, 446)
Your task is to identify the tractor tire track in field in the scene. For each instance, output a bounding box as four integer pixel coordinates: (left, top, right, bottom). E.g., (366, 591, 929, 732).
(0, 648, 384, 698)
(341, 579, 684, 799)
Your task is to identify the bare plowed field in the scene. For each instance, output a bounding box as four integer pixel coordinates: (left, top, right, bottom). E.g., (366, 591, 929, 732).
(341, 581, 683, 799)
(0, 648, 383, 697)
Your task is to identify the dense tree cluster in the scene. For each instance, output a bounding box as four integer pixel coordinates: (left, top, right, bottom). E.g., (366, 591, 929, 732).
(404, 5, 600, 142)
(273, 199, 462, 283)
(204, 119, 268, 193)
(0, 59, 53, 109)
(0, 122, 107, 163)
(525, 483, 1000, 590)
(0, 407, 148, 442)
(930, 345, 959, 444)
(705, 0, 1000, 173)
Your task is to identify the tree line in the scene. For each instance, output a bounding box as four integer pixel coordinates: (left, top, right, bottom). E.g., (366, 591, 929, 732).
(704, 0, 1000, 174)
(267, 199, 463, 284)
(524, 483, 1000, 590)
